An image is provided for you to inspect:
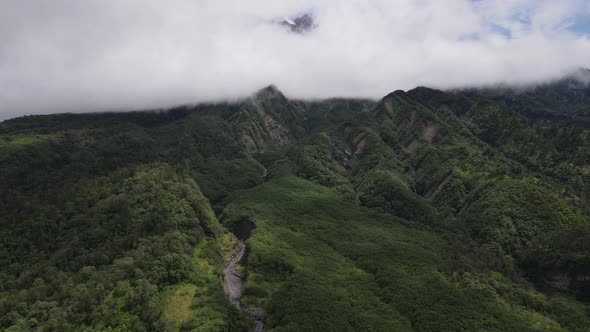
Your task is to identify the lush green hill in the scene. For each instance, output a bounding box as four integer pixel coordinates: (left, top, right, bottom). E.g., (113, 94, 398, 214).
(1, 84, 589, 331)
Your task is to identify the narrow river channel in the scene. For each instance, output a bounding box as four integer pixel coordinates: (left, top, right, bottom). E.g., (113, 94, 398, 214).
(223, 219, 266, 332)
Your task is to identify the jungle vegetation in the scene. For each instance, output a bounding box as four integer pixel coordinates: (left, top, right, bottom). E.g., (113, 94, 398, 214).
(1, 78, 589, 331)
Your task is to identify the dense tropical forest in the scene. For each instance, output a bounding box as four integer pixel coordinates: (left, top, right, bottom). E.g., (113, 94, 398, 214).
(1, 75, 589, 331)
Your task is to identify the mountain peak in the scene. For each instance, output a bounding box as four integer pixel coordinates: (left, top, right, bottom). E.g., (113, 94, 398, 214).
(280, 13, 316, 34)
(568, 67, 590, 85)
(253, 85, 287, 102)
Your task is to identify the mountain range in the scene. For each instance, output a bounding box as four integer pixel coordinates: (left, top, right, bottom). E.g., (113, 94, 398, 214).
(0, 72, 589, 331)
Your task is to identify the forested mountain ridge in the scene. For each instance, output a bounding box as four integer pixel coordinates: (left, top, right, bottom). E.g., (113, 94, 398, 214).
(1, 80, 589, 331)
(460, 68, 590, 120)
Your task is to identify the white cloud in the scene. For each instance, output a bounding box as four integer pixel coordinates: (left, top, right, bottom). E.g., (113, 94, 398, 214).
(0, 0, 589, 119)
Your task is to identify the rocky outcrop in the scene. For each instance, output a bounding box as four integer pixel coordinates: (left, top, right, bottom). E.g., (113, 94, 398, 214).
(231, 85, 308, 151)
(279, 14, 316, 34)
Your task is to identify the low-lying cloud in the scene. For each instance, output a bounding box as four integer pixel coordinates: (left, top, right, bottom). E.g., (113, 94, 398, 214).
(1, 0, 590, 119)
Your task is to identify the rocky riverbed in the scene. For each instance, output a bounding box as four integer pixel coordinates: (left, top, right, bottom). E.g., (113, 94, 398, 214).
(223, 222, 266, 331)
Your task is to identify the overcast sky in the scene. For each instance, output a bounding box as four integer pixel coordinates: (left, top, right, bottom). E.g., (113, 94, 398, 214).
(1, 0, 590, 119)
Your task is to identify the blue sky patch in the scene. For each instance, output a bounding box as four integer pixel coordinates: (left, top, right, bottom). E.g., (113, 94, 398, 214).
(489, 23, 513, 39)
(569, 14, 590, 36)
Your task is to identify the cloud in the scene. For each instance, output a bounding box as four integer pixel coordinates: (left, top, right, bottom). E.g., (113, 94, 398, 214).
(1, 0, 590, 119)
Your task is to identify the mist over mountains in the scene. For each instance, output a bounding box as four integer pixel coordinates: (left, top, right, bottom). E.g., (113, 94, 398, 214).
(3, 67, 589, 123)
(1, 0, 590, 119)
(2, 2, 590, 331)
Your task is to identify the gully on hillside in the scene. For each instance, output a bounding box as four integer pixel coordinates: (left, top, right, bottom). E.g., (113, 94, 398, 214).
(223, 218, 266, 332)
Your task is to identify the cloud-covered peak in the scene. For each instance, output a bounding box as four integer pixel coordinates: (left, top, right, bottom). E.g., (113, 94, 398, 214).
(570, 67, 590, 85)
(279, 13, 316, 34)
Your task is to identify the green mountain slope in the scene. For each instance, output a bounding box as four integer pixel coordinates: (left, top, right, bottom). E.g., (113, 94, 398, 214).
(0, 84, 589, 331)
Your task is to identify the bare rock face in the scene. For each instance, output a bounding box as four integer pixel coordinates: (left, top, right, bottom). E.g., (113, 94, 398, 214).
(280, 14, 316, 33)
